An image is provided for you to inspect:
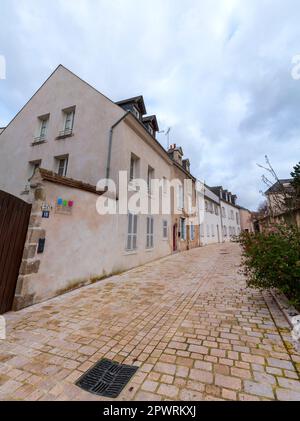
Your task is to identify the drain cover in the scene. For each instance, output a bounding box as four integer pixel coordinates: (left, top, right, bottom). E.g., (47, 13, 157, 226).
(76, 359, 138, 398)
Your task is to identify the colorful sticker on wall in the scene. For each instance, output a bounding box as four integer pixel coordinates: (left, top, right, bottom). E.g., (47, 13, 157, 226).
(55, 197, 74, 215)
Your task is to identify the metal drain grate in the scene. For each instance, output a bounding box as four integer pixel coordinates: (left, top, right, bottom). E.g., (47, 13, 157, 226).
(75, 358, 138, 398)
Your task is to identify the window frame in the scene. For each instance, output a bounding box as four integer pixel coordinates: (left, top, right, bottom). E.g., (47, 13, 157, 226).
(146, 216, 154, 249)
(163, 220, 168, 239)
(126, 213, 138, 251)
(180, 218, 186, 240)
(56, 156, 69, 177)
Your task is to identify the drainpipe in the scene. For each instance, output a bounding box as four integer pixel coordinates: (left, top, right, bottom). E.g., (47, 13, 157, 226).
(106, 111, 131, 183)
(220, 200, 224, 243)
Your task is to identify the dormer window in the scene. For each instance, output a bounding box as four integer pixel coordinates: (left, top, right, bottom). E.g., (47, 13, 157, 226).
(147, 125, 154, 136)
(131, 106, 140, 120)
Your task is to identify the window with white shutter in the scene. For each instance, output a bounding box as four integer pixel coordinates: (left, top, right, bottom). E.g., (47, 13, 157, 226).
(127, 213, 138, 251)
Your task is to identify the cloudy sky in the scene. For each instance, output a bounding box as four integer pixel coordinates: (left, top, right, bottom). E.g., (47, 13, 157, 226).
(1, 0, 299, 209)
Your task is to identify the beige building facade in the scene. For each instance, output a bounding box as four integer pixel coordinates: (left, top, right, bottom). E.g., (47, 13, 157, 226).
(0, 65, 178, 309)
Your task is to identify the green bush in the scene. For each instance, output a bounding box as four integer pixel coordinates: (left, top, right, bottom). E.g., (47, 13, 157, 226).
(239, 224, 300, 309)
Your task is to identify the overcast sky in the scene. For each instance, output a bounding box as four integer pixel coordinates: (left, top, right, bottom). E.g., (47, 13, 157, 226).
(0, 0, 299, 209)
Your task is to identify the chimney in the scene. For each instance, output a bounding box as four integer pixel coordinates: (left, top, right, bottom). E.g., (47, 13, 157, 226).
(168, 144, 183, 165)
(182, 159, 190, 173)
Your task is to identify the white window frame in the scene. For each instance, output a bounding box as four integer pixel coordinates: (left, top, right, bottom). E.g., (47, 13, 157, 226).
(39, 118, 48, 139)
(163, 177, 168, 195)
(131, 106, 140, 120)
(146, 216, 154, 249)
(57, 156, 68, 177)
(127, 213, 138, 251)
(163, 220, 168, 239)
(129, 154, 139, 182)
(64, 110, 74, 132)
(211, 224, 215, 237)
(147, 166, 154, 195)
(178, 185, 184, 210)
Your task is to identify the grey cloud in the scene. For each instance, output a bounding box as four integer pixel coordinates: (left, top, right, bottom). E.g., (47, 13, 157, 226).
(0, 0, 299, 210)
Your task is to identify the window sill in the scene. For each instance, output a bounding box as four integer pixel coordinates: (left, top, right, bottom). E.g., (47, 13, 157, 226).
(124, 250, 138, 256)
(31, 139, 47, 146)
(146, 248, 154, 252)
(56, 133, 74, 140)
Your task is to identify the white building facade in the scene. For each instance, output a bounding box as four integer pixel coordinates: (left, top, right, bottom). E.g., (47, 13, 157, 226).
(199, 186, 222, 245)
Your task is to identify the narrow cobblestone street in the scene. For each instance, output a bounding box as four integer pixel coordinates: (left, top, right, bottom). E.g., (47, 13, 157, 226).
(1, 243, 300, 401)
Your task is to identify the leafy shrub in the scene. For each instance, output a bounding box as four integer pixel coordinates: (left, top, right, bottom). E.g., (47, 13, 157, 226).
(239, 224, 300, 309)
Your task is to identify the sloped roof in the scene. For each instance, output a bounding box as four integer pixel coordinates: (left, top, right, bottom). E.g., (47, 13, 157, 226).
(38, 168, 106, 195)
(116, 95, 147, 115)
(142, 115, 159, 132)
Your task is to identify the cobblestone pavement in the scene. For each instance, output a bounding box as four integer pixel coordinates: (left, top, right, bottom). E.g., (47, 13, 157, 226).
(1, 243, 300, 401)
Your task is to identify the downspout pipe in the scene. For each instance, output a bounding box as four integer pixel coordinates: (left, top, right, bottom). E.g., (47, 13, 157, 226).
(106, 111, 131, 183)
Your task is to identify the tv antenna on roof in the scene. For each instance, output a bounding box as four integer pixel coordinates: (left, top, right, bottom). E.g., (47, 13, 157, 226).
(158, 127, 171, 149)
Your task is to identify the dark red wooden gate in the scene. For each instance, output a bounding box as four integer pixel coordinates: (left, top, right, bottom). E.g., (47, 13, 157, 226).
(0, 190, 31, 314)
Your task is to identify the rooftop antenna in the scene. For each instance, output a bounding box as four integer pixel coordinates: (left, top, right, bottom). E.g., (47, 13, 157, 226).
(158, 127, 171, 149)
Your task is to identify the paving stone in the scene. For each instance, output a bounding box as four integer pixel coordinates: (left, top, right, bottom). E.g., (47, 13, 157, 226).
(244, 381, 274, 399)
(189, 369, 213, 384)
(157, 384, 179, 399)
(276, 388, 300, 401)
(215, 374, 242, 391)
(1, 243, 300, 402)
(267, 358, 294, 370)
(277, 377, 300, 391)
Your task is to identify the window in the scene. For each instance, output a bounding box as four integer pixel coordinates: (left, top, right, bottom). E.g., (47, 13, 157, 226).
(163, 177, 168, 195)
(222, 207, 226, 218)
(34, 115, 49, 142)
(56, 156, 68, 176)
(211, 224, 215, 237)
(40, 119, 48, 139)
(190, 223, 195, 241)
(209, 202, 213, 214)
(180, 218, 186, 240)
(129, 154, 139, 181)
(163, 220, 168, 239)
(207, 225, 210, 237)
(230, 210, 234, 220)
(127, 213, 138, 251)
(223, 226, 227, 237)
(205, 201, 208, 212)
(178, 184, 184, 210)
(59, 108, 75, 137)
(131, 106, 140, 120)
(147, 166, 154, 194)
(146, 216, 154, 249)
(29, 160, 41, 178)
(215, 204, 219, 215)
(65, 110, 74, 133)
(147, 125, 154, 136)
(236, 212, 240, 225)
